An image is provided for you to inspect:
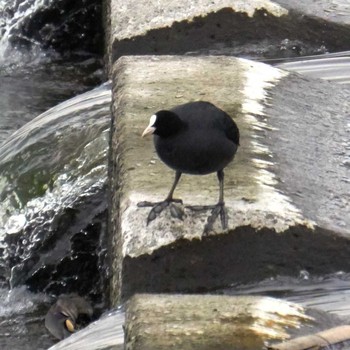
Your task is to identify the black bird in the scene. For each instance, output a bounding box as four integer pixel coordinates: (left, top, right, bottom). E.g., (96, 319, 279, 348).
(45, 295, 93, 340)
(139, 101, 239, 234)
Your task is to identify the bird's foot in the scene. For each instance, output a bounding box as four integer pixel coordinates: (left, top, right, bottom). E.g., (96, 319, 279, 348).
(204, 202, 228, 235)
(186, 202, 228, 235)
(138, 198, 184, 225)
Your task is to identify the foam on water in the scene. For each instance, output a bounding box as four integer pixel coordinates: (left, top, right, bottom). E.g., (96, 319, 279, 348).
(0, 0, 55, 62)
(0, 286, 48, 317)
(0, 82, 111, 290)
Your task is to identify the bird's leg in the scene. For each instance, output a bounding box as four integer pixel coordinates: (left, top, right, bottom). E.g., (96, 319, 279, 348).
(138, 171, 184, 224)
(185, 170, 228, 234)
(165, 170, 183, 203)
(203, 169, 228, 235)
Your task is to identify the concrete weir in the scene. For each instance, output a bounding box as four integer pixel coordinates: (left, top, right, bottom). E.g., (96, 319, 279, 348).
(124, 294, 314, 350)
(109, 55, 350, 304)
(105, 0, 350, 348)
(107, 0, 286, 62)
(106, 0, 350, 68)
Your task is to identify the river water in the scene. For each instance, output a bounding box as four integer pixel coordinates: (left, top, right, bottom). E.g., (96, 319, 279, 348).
(0, 67, 111, 348)
(0, 0, 350, 349)
(0, 1, 111, 348)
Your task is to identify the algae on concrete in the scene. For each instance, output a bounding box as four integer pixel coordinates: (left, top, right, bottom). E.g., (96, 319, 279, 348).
(124, 294, 314, 350)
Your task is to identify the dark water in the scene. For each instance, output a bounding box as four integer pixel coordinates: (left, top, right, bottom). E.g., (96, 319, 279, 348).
(0, 59, 103, 144)
(0, 67, 109, 348)
(0, 1, 109, 347)
(0, 287, 54, 349)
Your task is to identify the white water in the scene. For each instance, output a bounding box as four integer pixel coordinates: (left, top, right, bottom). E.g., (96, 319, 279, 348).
(277, 51, 350, 85)
(0, 82, 112, 348)
(0, 83, 111, 240)
(0, 286, 49, 317)
(0, 82, 111, 296)
(0, 0, 56, 62)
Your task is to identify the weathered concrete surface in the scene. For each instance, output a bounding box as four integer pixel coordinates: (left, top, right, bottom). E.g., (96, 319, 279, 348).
(109, 55, 350, 304)
(262, 71, 350, 235)
(124, 294, 343, 350)
(106, 0, 350, 70)
(106, 0, 286, 65)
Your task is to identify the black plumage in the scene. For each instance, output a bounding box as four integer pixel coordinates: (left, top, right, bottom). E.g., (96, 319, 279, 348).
(140, 101, 239, 234)
(45, 295, 93, 340)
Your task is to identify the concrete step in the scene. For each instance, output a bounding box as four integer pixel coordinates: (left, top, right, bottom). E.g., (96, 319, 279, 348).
(109, 55, 350, 304)
(124, 294, 343, 350)
(105, 0, 350, 68)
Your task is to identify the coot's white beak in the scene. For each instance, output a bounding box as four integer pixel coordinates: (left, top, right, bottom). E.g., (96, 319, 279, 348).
(141, 125, 156, 138)
(142, 114, 157, 137)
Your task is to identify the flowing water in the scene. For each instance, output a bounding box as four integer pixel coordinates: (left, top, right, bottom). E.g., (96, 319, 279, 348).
(0, 0, 350, 349)
(0, 1, 110, 347)
(0, 83, 112, 348)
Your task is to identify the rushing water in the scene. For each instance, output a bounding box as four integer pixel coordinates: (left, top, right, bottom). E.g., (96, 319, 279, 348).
(0, 81, 111, 289)
(0, 79, 113, 349)
(0, 61, 103, 144)
(225, 272, 350, 319)
(0, 0, 103, 63)
(0, 0, 109, 347)
(276, 50, 350, 85)
(0, 287, 54, 349)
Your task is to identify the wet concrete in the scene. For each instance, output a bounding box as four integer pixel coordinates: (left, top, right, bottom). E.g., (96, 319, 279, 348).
(109, 55, 350, 304)
(120, 226, 350, 300)
(124, 294, 344, 350)
(264, 73, 350, 234)
(106, 0, 350, 70)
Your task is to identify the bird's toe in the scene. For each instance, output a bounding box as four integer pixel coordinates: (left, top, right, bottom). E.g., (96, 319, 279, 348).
(141, 199, 184, 225)
(219, 205, 228, 229)
(146, 201, 170, 225)
(203, 202, 227, 236)
(169, 203, 185, 220)
(137, 201, 156, 208)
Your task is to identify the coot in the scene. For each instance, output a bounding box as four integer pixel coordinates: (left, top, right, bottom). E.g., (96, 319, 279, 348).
(45, 295, 93, 340)
(139, 101, 239, 233)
